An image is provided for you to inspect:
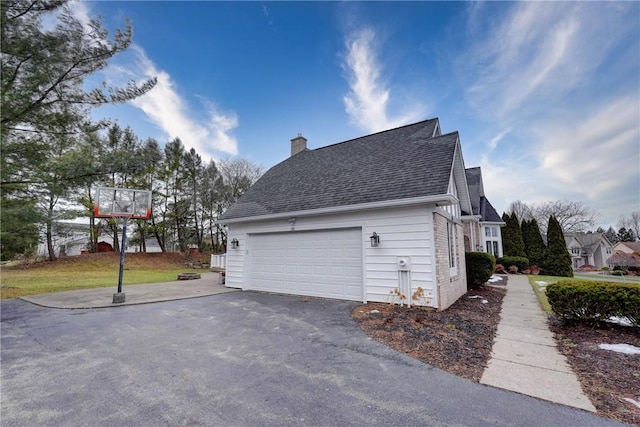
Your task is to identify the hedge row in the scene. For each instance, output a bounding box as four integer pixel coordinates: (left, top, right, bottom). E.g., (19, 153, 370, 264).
(546, 280, 639, 327)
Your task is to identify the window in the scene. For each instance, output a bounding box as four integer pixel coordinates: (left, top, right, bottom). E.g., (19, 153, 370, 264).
(571, 246, 580, 255)
(493, 241, 499, 256)
(484, 226, 498, 237)
(447, 222, 456, 272)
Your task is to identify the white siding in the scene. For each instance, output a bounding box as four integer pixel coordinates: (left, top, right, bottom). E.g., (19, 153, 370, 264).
(225, 204, 438, 307)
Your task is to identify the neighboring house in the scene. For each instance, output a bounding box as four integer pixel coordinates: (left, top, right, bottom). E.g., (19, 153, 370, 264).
(611, 241, 640, 255)
(464, 167, 505, 257)
(37, 221, 113, 257)
(219, 118, 502, 310)
(564, 232, 613, 269)
(608, 241, 640, 268)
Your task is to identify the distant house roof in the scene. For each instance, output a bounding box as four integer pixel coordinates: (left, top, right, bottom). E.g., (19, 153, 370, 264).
(564, 232, 611, 255)
(614, 241, 640, 254)
(465, 167, 503, 223)
(221, 119, 471, 221)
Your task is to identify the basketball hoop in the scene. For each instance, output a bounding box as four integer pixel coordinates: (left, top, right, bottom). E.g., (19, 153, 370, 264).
(92, 187, 152, 304)
(93, 187, 152, 220)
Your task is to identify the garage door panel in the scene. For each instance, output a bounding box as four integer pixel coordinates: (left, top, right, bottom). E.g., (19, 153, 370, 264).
(249, 228, 363, 301)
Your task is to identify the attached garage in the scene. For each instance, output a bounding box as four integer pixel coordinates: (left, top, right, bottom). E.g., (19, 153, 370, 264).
(247, 228, 363, 301)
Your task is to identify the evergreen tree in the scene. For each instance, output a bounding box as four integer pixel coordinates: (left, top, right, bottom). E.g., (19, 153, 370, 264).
(510, 212, 526, 257)
(617, 227, 636, 242)
(501, 212, 526, 257)
(542, 215, 573, 277)
(522, 218, 545, 266)
(604, 226, 618, 244)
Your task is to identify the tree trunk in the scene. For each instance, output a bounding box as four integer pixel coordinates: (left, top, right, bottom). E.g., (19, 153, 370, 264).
(46, 221, 57, 261)
(151, 215, 166, 252)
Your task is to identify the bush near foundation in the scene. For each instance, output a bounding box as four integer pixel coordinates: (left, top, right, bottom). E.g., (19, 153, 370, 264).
(496, 256, 529, 273)
(466, 252, 496, 290)
(546, 280, 639, 327)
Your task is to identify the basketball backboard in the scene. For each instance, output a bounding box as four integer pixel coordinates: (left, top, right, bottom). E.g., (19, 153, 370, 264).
(93, 187, 152, 219)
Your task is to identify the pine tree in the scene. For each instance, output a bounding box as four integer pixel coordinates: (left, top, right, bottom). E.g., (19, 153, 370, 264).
(542, 215, 573, 277)
(510, 212, 527, 257)
(502, 212, 526, 257)
(522, 218, 545, 266)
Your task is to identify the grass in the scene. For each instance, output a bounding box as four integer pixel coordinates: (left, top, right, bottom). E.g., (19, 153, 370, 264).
(0, 252, 209, 299)
(527, 272, 640, 315)
(527, 275, 558, 313)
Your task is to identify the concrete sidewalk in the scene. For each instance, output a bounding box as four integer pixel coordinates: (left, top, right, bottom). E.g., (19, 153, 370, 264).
(21, 272, 238, 309)
(481, 274, 596, 412)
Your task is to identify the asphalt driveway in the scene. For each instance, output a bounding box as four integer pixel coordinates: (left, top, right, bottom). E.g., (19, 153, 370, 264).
(1, 292, 623, 426)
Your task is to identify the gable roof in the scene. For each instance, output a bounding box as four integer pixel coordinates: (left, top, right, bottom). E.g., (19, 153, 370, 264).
(220, 119, 469, 222)
(465, 167, 503, 223)
(564, 232, 611, 255)
(614, 241, 640, 253)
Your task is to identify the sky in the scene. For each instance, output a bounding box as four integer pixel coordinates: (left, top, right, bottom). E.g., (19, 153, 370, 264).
(72, 1, 638, 229)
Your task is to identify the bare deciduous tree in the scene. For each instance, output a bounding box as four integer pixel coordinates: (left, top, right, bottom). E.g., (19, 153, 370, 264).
(506, 200, 599, 234)
(618, 211, 640, 241)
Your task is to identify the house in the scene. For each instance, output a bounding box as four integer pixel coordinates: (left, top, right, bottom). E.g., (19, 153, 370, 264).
(564, 232, 613, 269)
(37, 221, 113, 257)
(464, 167, 505, 257)
(611, 241, 640, 255)
(608, 241, 640, 268)
(219, 118, 502, 310)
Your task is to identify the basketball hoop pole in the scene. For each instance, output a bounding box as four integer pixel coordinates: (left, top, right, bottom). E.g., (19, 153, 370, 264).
(117, 216, 129, 293)
(113, 215, 130, 304)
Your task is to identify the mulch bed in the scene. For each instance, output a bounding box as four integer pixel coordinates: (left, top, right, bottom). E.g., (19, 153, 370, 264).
(352, 285, 506, 382)
(551, 322, 640, 425)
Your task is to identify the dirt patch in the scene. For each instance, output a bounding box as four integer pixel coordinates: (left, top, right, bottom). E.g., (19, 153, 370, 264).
(352, 286, 505, 382)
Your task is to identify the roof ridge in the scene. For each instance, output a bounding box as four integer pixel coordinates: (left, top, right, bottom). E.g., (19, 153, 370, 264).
(311, 118, 440, 152)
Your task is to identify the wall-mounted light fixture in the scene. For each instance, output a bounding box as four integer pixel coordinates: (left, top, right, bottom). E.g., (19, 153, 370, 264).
(230, 238, 239, 249)
(370, 232, 380, 247)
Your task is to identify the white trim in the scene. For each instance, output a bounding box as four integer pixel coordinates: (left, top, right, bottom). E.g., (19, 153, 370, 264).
(220, 194, 458, 225)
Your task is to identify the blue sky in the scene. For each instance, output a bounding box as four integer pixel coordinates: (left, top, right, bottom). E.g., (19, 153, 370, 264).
(73, 1, 638, 229)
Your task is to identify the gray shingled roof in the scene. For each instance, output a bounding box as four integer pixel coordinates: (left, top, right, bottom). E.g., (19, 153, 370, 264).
(465, 167, 502, 223)
(565, 232, 609, 255)
(220, 119, 461, 221)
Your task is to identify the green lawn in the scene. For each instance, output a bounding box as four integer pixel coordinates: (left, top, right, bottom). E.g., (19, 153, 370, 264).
(0, 253, 208, 299)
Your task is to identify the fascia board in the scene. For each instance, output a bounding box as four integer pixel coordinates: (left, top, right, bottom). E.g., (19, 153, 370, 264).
(219, 194, 458, 225)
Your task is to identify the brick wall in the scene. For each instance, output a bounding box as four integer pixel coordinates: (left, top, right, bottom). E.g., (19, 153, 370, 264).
(433, 212, 467, 310)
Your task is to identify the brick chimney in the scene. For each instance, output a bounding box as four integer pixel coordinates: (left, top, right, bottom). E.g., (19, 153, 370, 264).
(290, 134, 307, 156)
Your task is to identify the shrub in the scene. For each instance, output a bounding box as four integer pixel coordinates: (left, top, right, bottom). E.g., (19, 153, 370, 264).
(494, 263, 507, 274)
(465, 251, 496, 290)
(546, 280, 639, 326)
(496, 256, 529, 272)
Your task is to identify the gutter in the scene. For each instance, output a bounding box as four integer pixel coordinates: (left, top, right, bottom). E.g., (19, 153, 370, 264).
(219, 194, 459, 225)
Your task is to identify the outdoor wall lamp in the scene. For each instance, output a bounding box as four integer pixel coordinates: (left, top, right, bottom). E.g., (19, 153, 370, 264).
(370, 232, 380, 247)
(230, 238, 239, 249)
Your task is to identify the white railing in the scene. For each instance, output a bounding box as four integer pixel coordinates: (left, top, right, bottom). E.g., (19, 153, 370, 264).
(210, 253, 227, 269)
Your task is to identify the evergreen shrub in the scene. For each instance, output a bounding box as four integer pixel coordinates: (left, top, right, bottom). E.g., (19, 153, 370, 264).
(465, 252, 496, 290)
(496, 256, 529, 272)
(546, 280, 639, 326)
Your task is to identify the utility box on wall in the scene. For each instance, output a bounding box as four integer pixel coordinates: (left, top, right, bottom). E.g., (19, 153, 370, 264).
(396, 257, 411, 271)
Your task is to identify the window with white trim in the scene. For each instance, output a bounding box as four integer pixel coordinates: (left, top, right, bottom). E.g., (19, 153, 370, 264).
(447, 222, 457, 274)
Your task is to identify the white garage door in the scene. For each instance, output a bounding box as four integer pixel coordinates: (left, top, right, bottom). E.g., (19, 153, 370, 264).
(248, 228, 363, 301)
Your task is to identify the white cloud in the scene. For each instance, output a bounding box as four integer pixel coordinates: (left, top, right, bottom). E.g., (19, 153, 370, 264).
(460, 2, 639, 227)
(342, 27, 425, 133)
(535, 96, 639, 197)
(69, 3, 239, 160)
(126, 46, 239, 159)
